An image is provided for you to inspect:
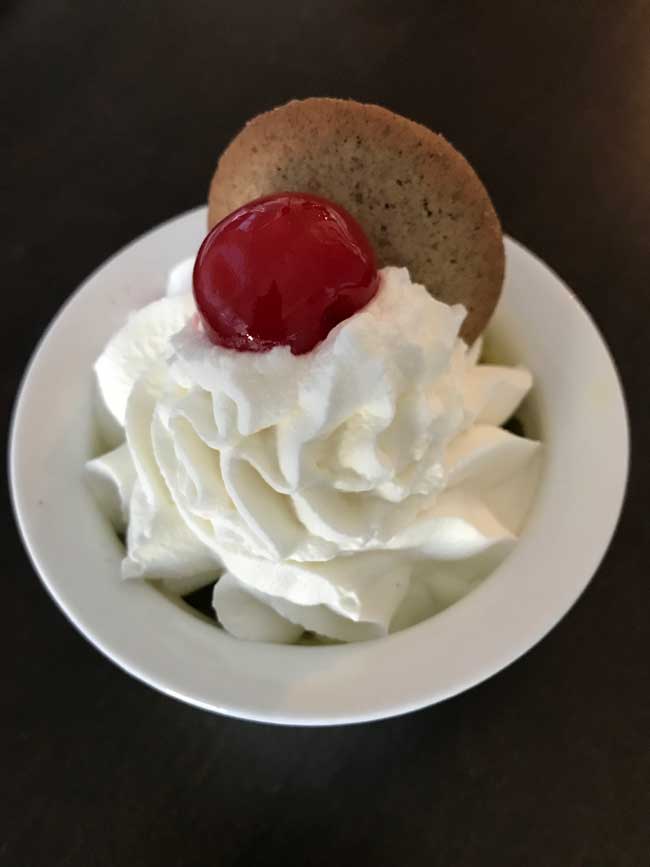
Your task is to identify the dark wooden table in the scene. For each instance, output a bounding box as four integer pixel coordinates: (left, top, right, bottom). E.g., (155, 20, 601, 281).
(3, 2, 648, 865)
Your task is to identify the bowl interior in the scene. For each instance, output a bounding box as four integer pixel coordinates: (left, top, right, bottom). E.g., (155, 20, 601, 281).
(10, 208, 628, 725)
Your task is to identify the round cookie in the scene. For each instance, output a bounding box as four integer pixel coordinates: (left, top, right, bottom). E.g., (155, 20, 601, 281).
(208, 98, 504, 343)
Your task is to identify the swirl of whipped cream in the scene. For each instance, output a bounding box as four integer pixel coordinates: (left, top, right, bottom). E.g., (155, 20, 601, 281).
(87, 259, 540, 643)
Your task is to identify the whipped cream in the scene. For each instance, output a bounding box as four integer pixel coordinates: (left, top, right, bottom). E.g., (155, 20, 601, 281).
(87, 259, 540, 643)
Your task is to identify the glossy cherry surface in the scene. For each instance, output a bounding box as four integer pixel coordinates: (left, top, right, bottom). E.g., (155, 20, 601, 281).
(193, 192, 379, 354)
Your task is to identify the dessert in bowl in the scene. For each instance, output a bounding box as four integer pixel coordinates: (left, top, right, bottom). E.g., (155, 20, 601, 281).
(10, 100, 628, 722)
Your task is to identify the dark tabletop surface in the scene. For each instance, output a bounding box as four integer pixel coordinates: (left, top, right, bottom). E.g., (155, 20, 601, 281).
(3, 2, 649, 865)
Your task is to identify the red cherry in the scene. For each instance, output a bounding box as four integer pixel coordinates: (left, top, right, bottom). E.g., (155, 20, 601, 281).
(192, 192, 379, 355)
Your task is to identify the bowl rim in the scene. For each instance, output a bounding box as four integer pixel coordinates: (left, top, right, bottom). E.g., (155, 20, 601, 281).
(9, 207, 629, 726)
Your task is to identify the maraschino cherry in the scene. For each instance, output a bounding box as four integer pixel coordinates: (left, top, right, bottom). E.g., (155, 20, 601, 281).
(193, 192, 379, 355)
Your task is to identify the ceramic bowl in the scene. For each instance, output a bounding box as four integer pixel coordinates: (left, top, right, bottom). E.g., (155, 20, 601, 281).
(10, 207, 628, 725)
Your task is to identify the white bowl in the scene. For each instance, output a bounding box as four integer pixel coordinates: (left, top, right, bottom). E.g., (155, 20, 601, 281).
(10, 207, 628, 726)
